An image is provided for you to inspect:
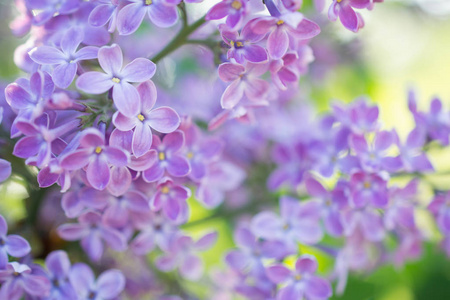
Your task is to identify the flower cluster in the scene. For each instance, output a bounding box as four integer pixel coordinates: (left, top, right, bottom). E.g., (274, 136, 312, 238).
(0, 214, 125, 300)
(3, 0, 449, 299)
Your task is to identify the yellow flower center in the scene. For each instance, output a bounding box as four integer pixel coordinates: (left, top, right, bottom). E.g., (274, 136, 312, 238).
(363, 181, 371, 189)
(236, 41, 244, 48)
(145, 0, 152, 5)
(231, 0, 242, 10)
(336, 0, 343, 2)
(112, 77, 121, 83)
(187, 151, 194, 159)
(276, 20, 284, 26)
(95, 146, 103, 154)
(161, 186, 170, 194)
(294, 274, 302, 281)
(158, 152, 165, 161)
(137, 114, 145, 121)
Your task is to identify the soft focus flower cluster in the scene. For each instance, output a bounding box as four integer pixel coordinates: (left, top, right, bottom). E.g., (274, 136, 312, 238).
(3, 0, 450, 299)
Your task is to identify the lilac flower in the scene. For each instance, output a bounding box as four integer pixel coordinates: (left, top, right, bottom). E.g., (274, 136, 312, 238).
(104, 190, 150, 228)
(69, 263, 125, 300)
(206, 0, 248, 30)
(113, 80, 180, 157)
(142, 130, 190, 182)
(328, 0, 369, 32)
(156, 232, 217, 280)
(218, 62, 269, 109)
(393, 128, 433, 172)
(219, 22, 268, 64)
(332, 99, 379, 134)
(225, 227, 288, 275)
(409, 95, 450, 145)
(130, 211, 179, 254)
(250, 15, 320, 59)
(76, 44, 156, 117)
(57, 211, 127, 261)
(251, 196, 323, 251)
(60, 128, 128, 190)
(151, 177, 190, 222)
(181, 119, 223, 182)
(117, 0, 179, 35)
(305, 177, 347, 237)
(266, 255, 332, 300)
(29, 28, 99, 88)
(270, 52, 301, 90)
(342, 207, 385, 241)
(5, 71, 54, 122)
(349, 170, 388, 208)
(0, 262, 51, 300)
(45, 250, 77, 300)
(25, 0, 81, 25)
(349, 130, 402, 173)
(0, 159, 12, 183)
(88, 0, 120, 32)
(428, 192, 450, 236)
(0, 215, 31, 269)
(13, 118, 80, 168)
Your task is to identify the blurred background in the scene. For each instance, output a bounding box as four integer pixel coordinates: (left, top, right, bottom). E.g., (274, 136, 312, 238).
(1, 0, 450, 299)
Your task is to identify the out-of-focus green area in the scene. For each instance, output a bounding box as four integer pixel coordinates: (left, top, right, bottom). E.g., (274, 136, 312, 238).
(1, 1, 450, 299)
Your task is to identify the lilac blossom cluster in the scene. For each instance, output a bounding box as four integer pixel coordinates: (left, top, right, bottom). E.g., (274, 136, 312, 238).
(2, 0, 449, 299)
(0, 214, 125, 299)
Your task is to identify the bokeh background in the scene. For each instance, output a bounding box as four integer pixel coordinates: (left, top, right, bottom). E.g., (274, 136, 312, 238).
(1, 0, 450, 299)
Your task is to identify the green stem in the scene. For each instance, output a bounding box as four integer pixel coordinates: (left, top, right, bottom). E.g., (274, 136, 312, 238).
(151, 16, 207, 63)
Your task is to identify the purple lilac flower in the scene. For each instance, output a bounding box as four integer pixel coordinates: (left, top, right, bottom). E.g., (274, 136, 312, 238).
(5, 71, 55, 123)
(104, 190, 150, 228)
(117, 0, 179, 35)
(0, 215, 31, 269)
(219, 22, 268, 64)
(13, 118, 80, 168)
(88, 0, 120, 32)
(180, 119, 223, 182)
(250, 15, 320, 59)
(266, 255, 332, 300)
(0, 159, 12, 183)
(60, 128, 128, 190)
(251, 196, 323, 251)
(349, 130, 402, 173)
(332, 99, 379, 134)
(156, 232, 217, 280)
(409, 95, 450, 145)
(328, 0, 369, 32)
(45, 250, 77, 300)
(76, 44, 156, 117)
(225, 227, 288, 275)
(113, 80, 180, 157)
(25, 0, 81, 25)
(0, 262, 51, 300)
(270, 52, 300, 90)
(69, 263, 125, 300)
(206, 0, 248, 30)
(142, 130, 190, 182)
(429, 192, 450, 237)
(29, 28, 99, 88)
(131, 211, 179, 254)
(218, 62, 269, 109)
(109, 128, 158, 171)
(57, 211, 127, 261)
(151, 177, 190, 222)
(393, 128, 433, 172)
(349, 170, 388, 208)
(305, 177, 347, 237)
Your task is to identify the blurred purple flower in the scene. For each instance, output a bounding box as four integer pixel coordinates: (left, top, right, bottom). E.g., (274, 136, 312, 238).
(45, 250, 77, 300)
(266, 255, 332, 300)
(0, 215, 31, 269)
